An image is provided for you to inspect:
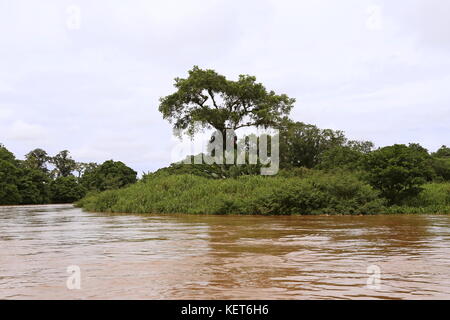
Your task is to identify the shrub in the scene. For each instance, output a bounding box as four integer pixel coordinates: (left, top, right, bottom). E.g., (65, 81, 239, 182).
(77, 172, 385, 215)
(363, 144, 434, 205)
(402, 183, 450, 207)
(80, 160, 137, 192)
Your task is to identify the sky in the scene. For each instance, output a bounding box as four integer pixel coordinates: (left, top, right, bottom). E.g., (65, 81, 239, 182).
(0, 0, 449, 173)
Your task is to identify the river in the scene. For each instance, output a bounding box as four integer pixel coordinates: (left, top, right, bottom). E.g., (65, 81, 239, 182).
(1, 204, 450, 299)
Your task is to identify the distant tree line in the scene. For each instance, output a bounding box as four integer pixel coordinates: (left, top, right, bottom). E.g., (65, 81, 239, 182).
(0, 144, 137, 205)
(278, 121, 450, 205)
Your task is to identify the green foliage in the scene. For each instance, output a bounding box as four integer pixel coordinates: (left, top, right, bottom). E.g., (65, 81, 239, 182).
(381, 182, 450, 213)
(277, 167, 315, 178)
(77, 172, 385, 215)
(146, 162, 224, 180)
(2, 110, 450, 216)
(317, 146, 365, 171)
(24, 148, 50, 173)
(385, 205, 450, 214)
(50, 176, 86, 204)
(74, 162, 98, 178)
(17, 167, 51, 204)
(0, 159, 22, 205)
(0, 144, 21, 204)
(251, 173, 384, 215)
(0, 144, 139, 205)
(159, 66, 295, 137)
(346, 140, 375, 154)
(433, 145, 450, 158)
(51, 150, 77, 178)
(278, 121, 373, 170)
(428, 145, 450, 183)
(363, 144, 434, 205)
(431, 157, 450, 181)
(278, 121, 346, 168)
(0, 144, 90, 205)
(0, 144, 54, 205)
(402, 183, 450, 207)
(80, 160, 137, 191)
(146, 158, 262, 181)
(0, 143, 17, 163)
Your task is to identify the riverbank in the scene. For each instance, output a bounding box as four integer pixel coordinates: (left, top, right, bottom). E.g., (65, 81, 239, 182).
(0, 203, 74, 208)
(76, 173, 450, 215)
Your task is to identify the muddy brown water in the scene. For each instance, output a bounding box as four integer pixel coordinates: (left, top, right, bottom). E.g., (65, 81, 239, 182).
(1, 204, 450, 300)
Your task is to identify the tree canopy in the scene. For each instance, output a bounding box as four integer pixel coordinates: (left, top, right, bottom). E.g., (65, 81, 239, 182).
(50, 176, 86, 204)
(51, 150, 77, 178)
(363, 144, 434, 205)
(278, 121, 374, 169)
(80, 160, 137, 192)
(159, 66, 295, 138)
(0, 144, 138, 205)
(24, 148, 50, 173)
(433, 145, 450, 158)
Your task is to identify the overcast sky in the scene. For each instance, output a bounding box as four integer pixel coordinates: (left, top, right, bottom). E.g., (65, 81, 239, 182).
(0, 0, 449, 173)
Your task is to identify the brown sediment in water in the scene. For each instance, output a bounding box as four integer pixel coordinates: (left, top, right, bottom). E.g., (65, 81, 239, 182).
(1, 204, 450, 300)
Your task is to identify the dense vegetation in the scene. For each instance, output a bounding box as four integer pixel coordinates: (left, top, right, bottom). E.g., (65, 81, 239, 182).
(77, 172, 385, 215)
(0, 144, 137, 205)
(75, 138, 450, 215)
(3, 133, 450, 214)
(3, 67, 450, 215)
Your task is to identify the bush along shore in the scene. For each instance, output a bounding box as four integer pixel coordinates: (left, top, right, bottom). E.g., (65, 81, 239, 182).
(76, 172, 387, 215)
(75, 171, 450, 215)
(75, 132, 450, 215)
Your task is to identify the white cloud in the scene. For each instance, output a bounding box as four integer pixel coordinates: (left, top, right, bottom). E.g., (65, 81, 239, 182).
(0, 80, 14, 93)
(0, 106, 13, 120)
(0, 0, 449, 171)
(6, 120, 48, 142)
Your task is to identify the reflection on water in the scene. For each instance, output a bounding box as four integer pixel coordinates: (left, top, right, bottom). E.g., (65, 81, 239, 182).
(1, 204, 450, 299)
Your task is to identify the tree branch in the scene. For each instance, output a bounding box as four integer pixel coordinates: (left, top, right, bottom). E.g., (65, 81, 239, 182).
(208, 89, 219, 110)
(234, 122, 256, 130)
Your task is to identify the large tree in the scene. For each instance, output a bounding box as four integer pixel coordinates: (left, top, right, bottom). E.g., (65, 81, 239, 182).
(0, 144, 21, 204)
(74, 162, 98, 178)
(159, 66, 295, 141)
(17, 167, 51, 204)
(51, 150, 77, 178)
(24, 148, 50, 173)
(431, 145, 450, 181)
(1, 144, 53, 205)
(278, 121, 348, 169)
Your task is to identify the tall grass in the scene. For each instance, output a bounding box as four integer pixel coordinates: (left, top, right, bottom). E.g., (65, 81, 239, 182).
(76, 172, 385, 215)
(404, 183, 450, 206)
(386, 182, 450, 214)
